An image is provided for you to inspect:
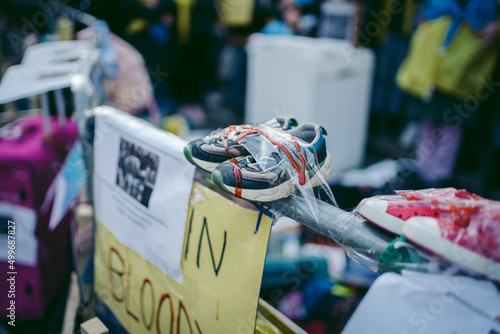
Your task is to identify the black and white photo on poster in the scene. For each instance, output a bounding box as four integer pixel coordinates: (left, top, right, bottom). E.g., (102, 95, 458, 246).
(116, 138, 159, 208)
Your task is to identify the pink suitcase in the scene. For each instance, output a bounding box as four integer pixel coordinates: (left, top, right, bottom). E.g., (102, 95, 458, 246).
(0, 115, 78, 320)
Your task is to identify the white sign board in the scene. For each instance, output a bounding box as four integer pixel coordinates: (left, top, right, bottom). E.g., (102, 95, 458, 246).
(93, 107, 195, 283)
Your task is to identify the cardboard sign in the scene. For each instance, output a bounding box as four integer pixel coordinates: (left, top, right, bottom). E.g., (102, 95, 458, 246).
(94, 183, 272, 333)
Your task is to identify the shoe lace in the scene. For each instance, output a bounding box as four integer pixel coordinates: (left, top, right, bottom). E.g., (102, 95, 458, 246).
(245, 156, 261, 171)
(213, 126, 259, 152)
(234, 127, 310, 185)
(245, 155, 279, 171)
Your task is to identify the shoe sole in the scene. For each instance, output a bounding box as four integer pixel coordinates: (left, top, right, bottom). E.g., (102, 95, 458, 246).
(212, 151, 333, 202)
(357, 198, 404, 235)
(403, 216, 500, 282)
(183, 144, 220, 173)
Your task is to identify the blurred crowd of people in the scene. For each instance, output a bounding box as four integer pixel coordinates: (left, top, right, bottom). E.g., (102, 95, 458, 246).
(1, 2, 500, 331)
(1, 0, 500, 198)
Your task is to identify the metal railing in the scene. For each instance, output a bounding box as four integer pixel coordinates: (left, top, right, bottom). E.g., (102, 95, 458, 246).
(273, 196, 394, 270)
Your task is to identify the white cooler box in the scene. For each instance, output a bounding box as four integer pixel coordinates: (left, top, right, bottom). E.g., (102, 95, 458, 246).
(245, 34, 374, 173)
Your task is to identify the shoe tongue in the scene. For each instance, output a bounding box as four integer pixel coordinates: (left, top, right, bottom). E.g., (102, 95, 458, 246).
(264, 117, 295, 130)
(288, 125, 317, 144)
(276, 117, 298, 130)
(263, 118, 281, 129)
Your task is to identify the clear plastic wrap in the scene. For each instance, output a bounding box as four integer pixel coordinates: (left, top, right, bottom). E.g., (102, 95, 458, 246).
(221, 123, 337, 223)
(185, 120, 393, 271)
(185, 119, 395, 271)
(377, 236, 489, 278)
(358, 188, 500, 282)
(201, 119, 500, 281)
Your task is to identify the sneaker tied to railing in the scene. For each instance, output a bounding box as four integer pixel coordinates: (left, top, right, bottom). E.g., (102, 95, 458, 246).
(183, 117, 332, 202)
(357, 188, 500, 282)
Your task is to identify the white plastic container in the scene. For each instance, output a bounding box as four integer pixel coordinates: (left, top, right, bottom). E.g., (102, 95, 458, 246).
(245, 34, 374, 173)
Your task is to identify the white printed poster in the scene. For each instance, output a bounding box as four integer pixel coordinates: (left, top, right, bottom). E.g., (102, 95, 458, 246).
(93, 107, 195, 283)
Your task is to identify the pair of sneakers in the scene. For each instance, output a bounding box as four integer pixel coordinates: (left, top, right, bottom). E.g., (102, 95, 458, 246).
(357, 188, 500, 281)
(183, 117, 333, 202)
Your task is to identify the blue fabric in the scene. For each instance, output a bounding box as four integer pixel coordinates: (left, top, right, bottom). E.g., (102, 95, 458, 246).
(92, 20, 119, 79)
(148, 23, 171, 47)
(261, 20, 294, 35)
(422, 0, 498, 50)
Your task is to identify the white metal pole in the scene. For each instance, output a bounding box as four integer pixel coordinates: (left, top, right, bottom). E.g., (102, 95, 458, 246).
(55, 89, 67, 125)
(40, 93, 52, 135)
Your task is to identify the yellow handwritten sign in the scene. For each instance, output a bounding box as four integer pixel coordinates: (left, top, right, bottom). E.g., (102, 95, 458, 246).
(94, 182, 272, 333)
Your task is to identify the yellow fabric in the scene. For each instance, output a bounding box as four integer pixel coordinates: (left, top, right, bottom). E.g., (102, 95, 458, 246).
(376, 0, 416, 43)
(173, 0, 194, 44)
(125, 0, 159, 35)
(397, 16, 499, 100)
(217, 0, 255, 27)
(94, 183, 273, 333)
(56, 15, 74, 41)
(331, 284, 352, 298)
(162, 114, 189, 137)
(126, 18, 149, 35)
(401, 0, 416, 36)
(375, 0, 392, 43)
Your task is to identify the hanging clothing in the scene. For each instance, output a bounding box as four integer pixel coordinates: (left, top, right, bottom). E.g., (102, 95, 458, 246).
(422, 0, 498, 51)
(397, 0, 500, 100)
